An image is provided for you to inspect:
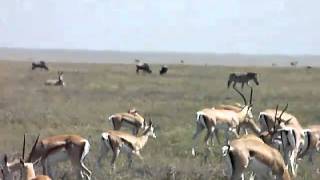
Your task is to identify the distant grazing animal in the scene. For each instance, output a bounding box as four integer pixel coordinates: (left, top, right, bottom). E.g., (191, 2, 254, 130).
(159, 65, 168, 75)
(290, 61, 298, 67)
(32, 61, 49, 71)
(96, 119, 156, 170)
(136, 63, 152, 74)
(108, 108, 147, 135)
(45, 71, 65, 86)
(180, 60, 184, 64)
(272, 63, 277, 67)
(227, 72, 259, 89)
(134, 59, 140, 63)
(306, 66, 312, 70)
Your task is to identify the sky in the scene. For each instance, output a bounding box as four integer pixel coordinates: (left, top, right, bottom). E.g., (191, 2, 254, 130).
(0, 0, 319, 54)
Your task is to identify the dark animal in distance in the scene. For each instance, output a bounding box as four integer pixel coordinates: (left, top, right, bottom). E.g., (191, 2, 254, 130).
(32, 61, 49, 70)
(159, 65, 168, 75)
(136, 63, 152, 74)
(290, 61, 298, 67)
(306, 66, 312, 70)
(227, 72, 259, 89)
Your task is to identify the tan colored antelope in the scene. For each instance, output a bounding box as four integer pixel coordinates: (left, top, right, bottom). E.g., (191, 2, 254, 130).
(96, 119, 156, 170)
(44, 71, 65, 86)
(192, 87, 260, 156)
(108, 108, 147, 135)
(26, 134, 91, 180)
(258, 104, 305, 177)
(222, 135, 291, 180)
(298, 125, 320, 173)
(1, 135, 52, 180)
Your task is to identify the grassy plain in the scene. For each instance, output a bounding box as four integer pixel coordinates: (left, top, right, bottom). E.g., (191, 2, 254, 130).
(0, 61, 319, 179)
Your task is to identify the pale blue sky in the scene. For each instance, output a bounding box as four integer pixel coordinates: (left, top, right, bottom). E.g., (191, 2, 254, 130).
(0, 0, 319, 54)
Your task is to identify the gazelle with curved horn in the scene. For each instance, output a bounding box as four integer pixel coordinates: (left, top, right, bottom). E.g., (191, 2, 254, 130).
(45, 71, 65, 86)
(20, 135, 52, 180)
(222, 134, 291, 180)
(1, 135, 52, 180)
(192, 87, 260, 156)
(96, 119, 156, 170)
(25, 134, 92, 180)
(259, 104, 304, 177)
(107, 108, 147, 135)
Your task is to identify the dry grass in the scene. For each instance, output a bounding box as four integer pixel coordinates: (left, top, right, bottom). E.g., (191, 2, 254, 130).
(0, 61, 319, 179)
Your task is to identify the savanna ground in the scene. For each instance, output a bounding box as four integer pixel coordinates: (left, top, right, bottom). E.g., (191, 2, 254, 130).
(0, 61, 319, 180)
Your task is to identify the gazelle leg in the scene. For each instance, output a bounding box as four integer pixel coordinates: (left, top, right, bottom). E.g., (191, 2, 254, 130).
(96, 139, 109, 169)
(192, 123, 204, 156)
(127, 152, 133, 168)
(111, 148, 120, 171)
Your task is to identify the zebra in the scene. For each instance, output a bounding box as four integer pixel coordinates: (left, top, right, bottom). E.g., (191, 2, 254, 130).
(227, 72, 259, 89)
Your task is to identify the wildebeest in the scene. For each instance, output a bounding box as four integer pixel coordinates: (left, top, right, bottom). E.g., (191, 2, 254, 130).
(227, 72, 259, 89)
(32, 61, 49, 70)
(45, 71, 65, 86)
(136, 62, 152, 74)
(159, 65, 168, 75)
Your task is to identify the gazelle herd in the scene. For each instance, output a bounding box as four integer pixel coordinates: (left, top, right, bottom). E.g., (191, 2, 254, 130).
(1, 66, 320, 180)
(191, 78, 320, 180)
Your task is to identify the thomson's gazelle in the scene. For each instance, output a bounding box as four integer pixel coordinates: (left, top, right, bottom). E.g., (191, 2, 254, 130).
(96, 119, 156, 170)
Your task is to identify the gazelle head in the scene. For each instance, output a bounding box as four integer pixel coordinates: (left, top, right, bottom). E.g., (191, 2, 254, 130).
(259, 104, 291, 144)
(233, 86, 254, 122)
(143, 119, 157, 139)
(20, 134, 41, 179)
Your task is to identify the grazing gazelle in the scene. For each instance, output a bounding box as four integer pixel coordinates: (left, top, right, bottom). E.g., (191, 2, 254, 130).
(227, 72, 259, 89)
(192, 87, 260, 156)
(259, 104, 304, 177)
(108, 108, 147, 135)
(25, 134, 92, 180)
(1, 135, 52, 180)
(45, 71, 65, 86)
(222, 134, 291, 180)
(96, 119, 156, 170)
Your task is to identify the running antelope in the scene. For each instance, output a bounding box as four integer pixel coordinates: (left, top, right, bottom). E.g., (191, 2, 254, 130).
(227, 72, 259, 89)
(222, 135, 291, 180)
(1, 135, 52, 180)
(258, 104, 304, 177)
(25, 134, 91, 180)
(108, 108, 147, 135)
(45, 71, 65, 86)
(192, 87, 260, 156)
(96, 119, 156, 170)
